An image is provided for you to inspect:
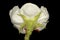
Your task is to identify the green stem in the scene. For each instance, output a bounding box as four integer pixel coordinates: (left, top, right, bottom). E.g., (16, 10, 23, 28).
(24, 21, 34, 40)
(24, 29, 33, 40)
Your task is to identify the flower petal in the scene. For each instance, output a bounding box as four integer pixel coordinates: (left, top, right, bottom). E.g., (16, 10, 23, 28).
(9, 6, 24, 31)
(20, 3, 40, 17)
(37, 6, 49, 31)
(38, 6, 49, 24)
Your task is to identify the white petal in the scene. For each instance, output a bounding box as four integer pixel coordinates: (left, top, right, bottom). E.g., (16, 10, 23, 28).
(11, 13, 24, 24)
(9, 6, 19, 18)
(38, 6, 49, 24)
(36, 22, 47, 31)
(14, 24, 20, 30)
(9, 6, 24, 31)
(37, 6, 49, 31)
(20, 3, 40, 17)
(13, 24, 25, 33)
(10, 6, 24, 24)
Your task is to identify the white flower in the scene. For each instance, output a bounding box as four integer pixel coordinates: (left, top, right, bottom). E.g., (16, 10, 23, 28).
(9, 3, 49, 34)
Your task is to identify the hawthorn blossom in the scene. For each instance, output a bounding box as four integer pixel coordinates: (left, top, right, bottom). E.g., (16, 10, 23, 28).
(9, 3, 49, 40)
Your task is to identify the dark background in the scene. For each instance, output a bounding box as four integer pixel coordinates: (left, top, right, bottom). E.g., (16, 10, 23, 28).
(0, 0, 58, 40)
